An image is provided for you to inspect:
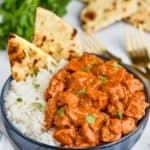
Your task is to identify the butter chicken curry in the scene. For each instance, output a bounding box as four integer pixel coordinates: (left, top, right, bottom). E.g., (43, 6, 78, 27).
(45, 54, 149, 148)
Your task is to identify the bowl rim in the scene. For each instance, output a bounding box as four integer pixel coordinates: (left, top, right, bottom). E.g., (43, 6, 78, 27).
(0, 55, 150, 150)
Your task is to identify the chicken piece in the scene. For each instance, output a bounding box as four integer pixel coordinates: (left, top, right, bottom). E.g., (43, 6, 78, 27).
(107, 100, 124, 117)
(132, 91, 147, 101)
(53, 114, 71, 129)
(66, 58, 83, 72)
(54, 69, 69, 82)
(75, 143, 90, 148)
(124, 78, 144, 94)
(95, 60, 125, 80)
(63, 91, 79, 107)
(45, 98, 57, 129)
(56, 91, 79, 108)
(90, 112, 107, 133)
(109, 69, 126, 83)
(125, 92, 149, 120)
(122, 72, 134, 81)
(103, 83, 127, 100)
(91, 77, 102, 89)
(68, 71, 95, 90)
(100, 118, 122, 142)
(46, 69, 69, 99)
(81, 53, 104, 66)
(100, 126, 121, 142)
(54, 128, 76, 146)
(87, 88, 108, 110)
(122, 118, 136, 135)
(46, 78, 65, 99)
(66, 107, 90, 126)
(67, 107, 86, 126)
(91, 64, 105, 76)
(82, 123, 99, 145)
(109, 119, 122, 134)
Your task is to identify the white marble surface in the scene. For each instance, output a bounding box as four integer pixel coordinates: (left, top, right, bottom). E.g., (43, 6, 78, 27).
(0, 1, 150, 150)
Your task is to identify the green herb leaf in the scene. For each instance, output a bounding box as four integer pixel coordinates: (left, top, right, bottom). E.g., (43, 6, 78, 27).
(112, 63, 121, 68)
(58, 107, 66, 116)
(117, 110, 123, 119)
(17, 97, 23, 102)
(33, 83, 40, 90)
(86, 114, 96, 124)
(31, 70, 39, 77)
(0, 0, 71, 49)
(78, 88, 86, 94)
(83, 66, 90, 72)
(32, 102, 43, 110)
(100, 76, 107, 83)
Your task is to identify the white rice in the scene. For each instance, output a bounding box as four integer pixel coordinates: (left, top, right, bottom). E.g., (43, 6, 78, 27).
(5, 59, 68, 146)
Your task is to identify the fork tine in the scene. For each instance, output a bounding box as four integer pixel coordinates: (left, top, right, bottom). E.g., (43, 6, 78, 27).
(135, 28, 141, 50)
(126, 27, 132, 52)
(125, 26, 150, 66)
(85, 35, 96, 52)
(81, 33, 103, 54)
(139, 26, 147, 49)
(80, 33, 94, 53)
(90, 34, 104, 51)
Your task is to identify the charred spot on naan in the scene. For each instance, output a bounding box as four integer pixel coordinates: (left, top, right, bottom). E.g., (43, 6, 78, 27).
(8, 34, 57, 81)
(33, 7, 83, 62)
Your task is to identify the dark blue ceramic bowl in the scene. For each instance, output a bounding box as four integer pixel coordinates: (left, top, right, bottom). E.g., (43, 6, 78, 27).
(1, 56, 150, 150)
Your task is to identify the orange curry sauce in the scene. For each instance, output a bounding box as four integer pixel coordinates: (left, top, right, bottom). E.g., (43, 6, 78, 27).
(45, 54, 149, 148)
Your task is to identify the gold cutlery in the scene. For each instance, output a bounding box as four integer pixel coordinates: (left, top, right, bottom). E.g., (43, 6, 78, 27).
(125, 26, 150, 79)
(80, 33, 121, 62)
(80, 32, 150, 80)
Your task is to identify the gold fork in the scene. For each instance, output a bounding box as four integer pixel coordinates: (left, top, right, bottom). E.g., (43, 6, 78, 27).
(126, 27, 150, 79)
(80, 32, 150, 80)
(80, 33, 121, 62)
(126, 26, 150, 66)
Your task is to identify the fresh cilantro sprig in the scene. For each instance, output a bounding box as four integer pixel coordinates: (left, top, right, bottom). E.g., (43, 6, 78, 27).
(0, 0, 71, 49)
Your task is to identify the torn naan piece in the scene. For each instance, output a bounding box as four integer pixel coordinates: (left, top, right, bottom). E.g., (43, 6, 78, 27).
(8, 34, 57, 81)
(125, 0, 150, 32)
(33, 7, 83, 62)
(81, 0, 138, 33)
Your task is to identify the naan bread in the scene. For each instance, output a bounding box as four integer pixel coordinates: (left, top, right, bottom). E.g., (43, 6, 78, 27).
(33, 7, 83, 62)
(8, 34, 57, 81)
(125, 0, 150, 32)
(81, 0, 138, 33)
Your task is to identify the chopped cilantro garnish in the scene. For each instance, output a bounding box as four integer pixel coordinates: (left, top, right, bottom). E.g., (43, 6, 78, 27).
(100, 76, 108, 83)
(33, 83, 40, 90)
(112, 63, 121, 68)
(17, 98, 23, 102)
(86, 114, 96, 124)
(58, 107, 66, 116)
(32, 102, 43, 110)
(83, 66, 90, 72)
(78, 88, 87, 94)
(117, 110, 123, 119)
(31, 70, 39, 77)
(83, 62, 96, 72)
